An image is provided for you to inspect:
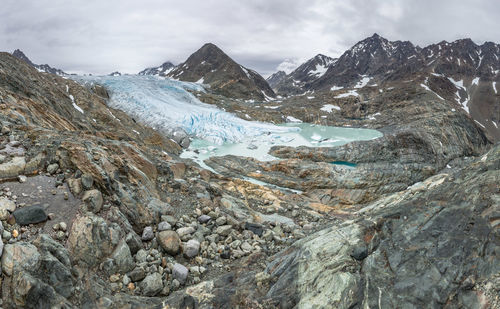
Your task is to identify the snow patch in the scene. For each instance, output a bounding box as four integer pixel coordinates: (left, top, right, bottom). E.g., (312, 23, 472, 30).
(69, 95, 84, 114)
(471, 77, 480, 86)
(240, 66, 251, 79)
(474, 120, 485, 128)
(420, 78, 444, 101)
(493, 82, 497, 94)
(320, 104, 341, 113)
(354, 75, 370, 88)
(308, 63, 329, 77)
(286, 116, 302, 123)
(335, 90, 359, 98)
(448, 77, 464, 89)
(330, 85, 344, 91)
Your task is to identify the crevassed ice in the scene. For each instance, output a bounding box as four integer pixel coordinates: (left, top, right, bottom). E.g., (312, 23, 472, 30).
(70, 75, 293, 144)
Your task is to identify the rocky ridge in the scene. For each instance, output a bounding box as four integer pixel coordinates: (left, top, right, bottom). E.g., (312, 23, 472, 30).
(11, 49, 67, 76)
(267, 34, 500, 140)
(269, 54, 337, 95)
(138, 61, 175, 76)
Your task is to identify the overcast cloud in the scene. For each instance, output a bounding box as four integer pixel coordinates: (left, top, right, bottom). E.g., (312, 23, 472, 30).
(1, 0, 499, 76)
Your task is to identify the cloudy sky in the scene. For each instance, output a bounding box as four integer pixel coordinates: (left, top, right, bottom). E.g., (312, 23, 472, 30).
(1, 0, 499, 76)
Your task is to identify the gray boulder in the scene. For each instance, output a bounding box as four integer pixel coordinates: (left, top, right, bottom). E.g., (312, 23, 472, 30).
(172, 263, 188, 284)
(140, 273, 163, 296)
(13, 205, 48, 225)
(183, 239, 200, 258)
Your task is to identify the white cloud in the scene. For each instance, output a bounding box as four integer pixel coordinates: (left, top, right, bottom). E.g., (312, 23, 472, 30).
(0, 0, 499, 76)
(276, 58, 305, 74)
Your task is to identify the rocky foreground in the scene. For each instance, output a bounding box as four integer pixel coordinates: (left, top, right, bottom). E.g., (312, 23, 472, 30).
(0, 51, 498, 309)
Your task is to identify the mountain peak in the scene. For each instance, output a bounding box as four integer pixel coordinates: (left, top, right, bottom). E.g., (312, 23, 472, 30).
(12, 49, 34, 66)
(167, 43, 275, 100)
(199, 43, 224, 53)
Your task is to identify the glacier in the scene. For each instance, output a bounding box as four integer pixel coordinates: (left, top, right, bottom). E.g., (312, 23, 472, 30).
(70, 75, 294, 144)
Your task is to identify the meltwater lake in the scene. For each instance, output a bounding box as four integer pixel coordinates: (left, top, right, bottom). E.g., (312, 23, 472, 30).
(181, 123, 382, 169)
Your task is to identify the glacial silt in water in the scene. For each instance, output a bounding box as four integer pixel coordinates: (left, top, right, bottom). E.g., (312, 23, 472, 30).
(181, 123, 382, 169)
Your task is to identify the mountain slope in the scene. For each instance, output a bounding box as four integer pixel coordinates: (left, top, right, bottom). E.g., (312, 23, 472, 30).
(167, 43, 275, 100)
(272, 54, 337, 94)
(12, 49, 67, 76)
(267, 34, 500, 141)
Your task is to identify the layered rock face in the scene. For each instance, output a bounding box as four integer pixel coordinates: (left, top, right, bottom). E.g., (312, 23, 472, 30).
(177, 144, 499, 308)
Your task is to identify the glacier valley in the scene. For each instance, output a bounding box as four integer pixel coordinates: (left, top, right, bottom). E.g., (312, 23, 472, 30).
(70, 75, 294, 144)
(71, 76, 382, 168)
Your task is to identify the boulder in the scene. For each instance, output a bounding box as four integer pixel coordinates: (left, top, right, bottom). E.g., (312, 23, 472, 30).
(183, 239, 200, 258)
(158, 230, 181, 255)
(176, 226, 195, 237)
(81, 173, 94, 190)
(216, 225, 232, 236)
(140, 273, 163, 296)
(13, 205, 48, 225)
(2, 242, 40, 276)
(82, 189, 103, 213)
(127, 267, 146, 282)
(0, 157, 26, 178)
(47, 163, 59, 174)
(158, 221, 171, 231)
(67, 214, 115, 266)
(109, 239, 135, 274)
(141, 226, 154, 241)
(0, 197, 16, 220)
(172, 263, 188, 284)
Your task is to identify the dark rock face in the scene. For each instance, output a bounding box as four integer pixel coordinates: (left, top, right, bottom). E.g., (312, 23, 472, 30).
(138, 61, 175, 76)
(12, 49, 67, 76)
(167, 43, 275, 100)
(261, 145, 500, 308)
(272, 54, 337, 95)
(266, 70, 286, 88)
(13, 205, 48, 225)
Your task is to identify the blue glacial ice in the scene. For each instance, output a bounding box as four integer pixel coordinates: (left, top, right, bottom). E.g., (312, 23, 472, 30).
(70, 75, 294, 144)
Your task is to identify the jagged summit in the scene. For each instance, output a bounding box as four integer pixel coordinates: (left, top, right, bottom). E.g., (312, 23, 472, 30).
(166, 43, 275, 100)
(138, 61, 175, 76)
(270, 54, 337, 94)
(11, 49, 67, 76)
(266, 71, 286, 88)
(12, 49, 35, 66)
